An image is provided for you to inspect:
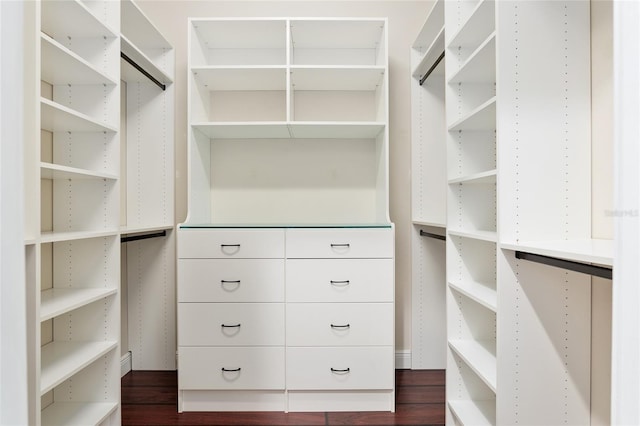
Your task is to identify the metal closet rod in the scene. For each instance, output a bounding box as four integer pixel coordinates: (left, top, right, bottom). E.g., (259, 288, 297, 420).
(121, 230, 167, 243)
(419, 51, 445, 86)
(121, 52, 166, 91)
(515, 251, 612, 280)
(419, 230, 446, 241)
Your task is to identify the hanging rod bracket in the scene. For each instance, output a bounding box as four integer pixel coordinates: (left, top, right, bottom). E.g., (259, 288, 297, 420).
(515, 251, 612, 280)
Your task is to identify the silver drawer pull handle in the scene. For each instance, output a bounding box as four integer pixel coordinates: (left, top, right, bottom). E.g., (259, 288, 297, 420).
(330, 243, 350, 248)
(221, 244, 241, 248)
(221, 323, 241, 328)
(221, 367, 241, 372)
(330, 324, 350, 329)
(330, 367, 350, 374)
(330, 280, 350, 286)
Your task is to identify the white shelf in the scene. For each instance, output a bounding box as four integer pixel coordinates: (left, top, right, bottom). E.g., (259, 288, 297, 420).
(192, 66, 286, 91)
(193, 121, 385, 139)
(448, 33, 496, 84)
(42, 401, 118, 426)
(448, 400, 496, 426)
(289, 122, 385, 139)
(41, 288, 117, 322)
(448, 229, 497, 243)
(193, 122, 290, 139)
(121, 224, 174, 235)
(41, 0, 117, 39)
(413, 220, 446, 228)
(448, 97, 496, 132)
(290, 19, 385, 50)
(449, 169, 496, 185)
(501, 239, 613, 267)
(449, 280, 497, 312)
(291, 66, 386, 91)
(121, 35, 173, 85)
(449, 339, 497, 393)
(412, 27, 445, 79)
(447, 0, 495, 49)
(40, 340, 118, 394)
(41, 33, 117, 86)
(192, 18, 286, 50)
(41, 98, 117, 133)
(40, 230, 119, 244)
(412, 0, 444, 50)
(121, 0, 171, 50)
(40, 163, 118, 181)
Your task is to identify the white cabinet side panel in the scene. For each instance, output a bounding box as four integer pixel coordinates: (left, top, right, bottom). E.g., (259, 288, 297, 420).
(497, 1, 591, 243)
(126, 81, 175, 228)
(497, 251, 591, 425)
(127, 231, 176, 370)
(411, 227, 446, 369)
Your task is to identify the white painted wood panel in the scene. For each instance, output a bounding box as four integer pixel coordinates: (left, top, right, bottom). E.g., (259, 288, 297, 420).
(178, 229, 285, 259)
(286, 228, 393, 259)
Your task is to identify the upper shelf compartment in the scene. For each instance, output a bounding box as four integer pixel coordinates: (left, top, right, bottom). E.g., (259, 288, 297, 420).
(446, 0, 495, 50)
(290, 19, 387, 66)
(121, 0, 174, 86)
(411, 0, 445, 80)
(190, 19, 287, 66)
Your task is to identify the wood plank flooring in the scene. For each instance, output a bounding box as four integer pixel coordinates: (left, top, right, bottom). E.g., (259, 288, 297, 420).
(122, 369, 445, 426)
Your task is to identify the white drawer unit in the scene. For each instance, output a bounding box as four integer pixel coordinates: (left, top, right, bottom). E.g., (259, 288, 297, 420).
(286, 303, 393, 346)
(178, 259, 285, 302)
(180, 17, 393, 413)
(286, 259, 394, 302)
(286, 346, 395, 390)
(179, 347, 285, 390)
(179, 303, 285, 346)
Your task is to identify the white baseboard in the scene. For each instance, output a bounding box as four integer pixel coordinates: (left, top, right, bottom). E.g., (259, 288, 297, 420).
(121, 351, 132, 377)
(395, 349, 411, 369)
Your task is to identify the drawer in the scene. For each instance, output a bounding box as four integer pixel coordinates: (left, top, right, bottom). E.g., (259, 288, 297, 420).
(286, 259, 393, 302)
(178, 303, 284, 346)
(178, 229, 284, 259)
(286, 347, 394, 390)
(286, 303, 393, 346)
(286, 228, 394, 258)
(179, 347, 285, 390)
(179, 259, 284, 302)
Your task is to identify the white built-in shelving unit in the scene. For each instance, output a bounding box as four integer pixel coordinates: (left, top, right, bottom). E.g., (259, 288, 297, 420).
(119, 0, 176, 372)
(179, 17, 394, 413)
(412, 0, 609, 424)
(24, 0, 122, 424)
(410, 0, 447, 370)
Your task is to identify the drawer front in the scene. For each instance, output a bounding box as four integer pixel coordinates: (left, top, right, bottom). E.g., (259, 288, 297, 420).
(285, 228, 394, 259)
(179, 303, 284, 346)
(286, 259, 393, 302)
(178, 229, 284, 259)
(286, 303, 393, 346)
(286, 347, 394, 390)
(179, 259, 284, 302)
(179, 347, 284, 390)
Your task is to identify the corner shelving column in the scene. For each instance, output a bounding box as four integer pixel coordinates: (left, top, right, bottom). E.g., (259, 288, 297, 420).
(120, 0, 176, 371)
(444, 0, 496, 424)
(410, 0, 447, 370)
(34, 0, 121, 424)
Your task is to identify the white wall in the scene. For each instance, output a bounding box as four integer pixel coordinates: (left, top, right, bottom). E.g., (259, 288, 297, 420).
(137, 0, 433, 353)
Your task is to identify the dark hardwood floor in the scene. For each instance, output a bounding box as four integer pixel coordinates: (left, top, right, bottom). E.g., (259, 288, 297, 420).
(121, 369, 445, 426)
